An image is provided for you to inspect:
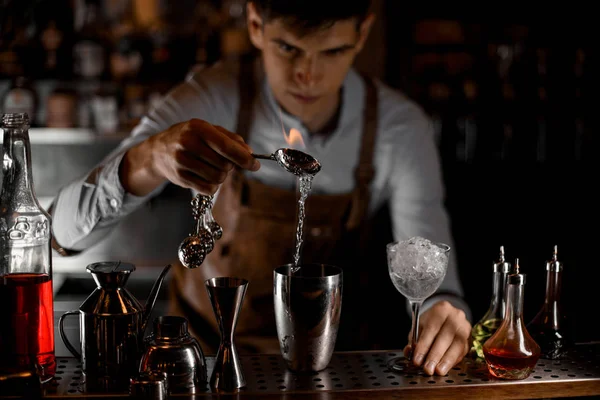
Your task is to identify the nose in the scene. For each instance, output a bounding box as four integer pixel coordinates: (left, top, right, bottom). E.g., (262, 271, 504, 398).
(294, 57, 319, 87)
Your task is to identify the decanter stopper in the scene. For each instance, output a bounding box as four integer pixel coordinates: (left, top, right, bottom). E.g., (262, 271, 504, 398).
(494, 246, 512, 273)
(508, 258, 525, 285)
(547, 245, 562, 272)
(178, 194, 222, 269)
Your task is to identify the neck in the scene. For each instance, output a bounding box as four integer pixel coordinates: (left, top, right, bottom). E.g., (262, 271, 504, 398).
(303, 91, 342, 134)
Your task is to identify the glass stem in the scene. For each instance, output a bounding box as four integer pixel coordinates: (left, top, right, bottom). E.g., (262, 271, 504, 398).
(409, 300, 423, 361)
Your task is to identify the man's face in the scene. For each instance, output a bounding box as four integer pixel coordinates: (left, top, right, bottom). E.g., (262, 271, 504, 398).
(247, 5, 373, 127)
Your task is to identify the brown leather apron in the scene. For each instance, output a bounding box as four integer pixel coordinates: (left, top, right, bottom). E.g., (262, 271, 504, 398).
(169, 60, 379, 355)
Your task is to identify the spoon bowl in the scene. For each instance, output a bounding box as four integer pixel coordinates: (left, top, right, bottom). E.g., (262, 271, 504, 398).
(253, 148, 321, 176)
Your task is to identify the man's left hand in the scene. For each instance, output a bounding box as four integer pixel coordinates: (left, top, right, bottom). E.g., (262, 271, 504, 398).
(403, 300, 472, 376)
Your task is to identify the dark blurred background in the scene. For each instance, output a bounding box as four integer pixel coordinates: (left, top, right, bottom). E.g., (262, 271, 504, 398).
(0, 0, 597, 353)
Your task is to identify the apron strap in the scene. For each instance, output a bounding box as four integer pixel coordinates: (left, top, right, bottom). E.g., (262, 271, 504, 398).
(345, 73, 379, 231)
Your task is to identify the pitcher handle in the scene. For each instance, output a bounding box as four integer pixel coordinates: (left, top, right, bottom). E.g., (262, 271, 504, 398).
(58, 311, 81, 360)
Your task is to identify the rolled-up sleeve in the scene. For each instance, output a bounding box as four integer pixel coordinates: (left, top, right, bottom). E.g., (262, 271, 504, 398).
(386, 105, 471, 321)
(51, 125, 167, 251)
(51, 62, 239, 252)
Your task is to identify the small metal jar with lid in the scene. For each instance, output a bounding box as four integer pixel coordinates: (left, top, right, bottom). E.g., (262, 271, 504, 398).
(139, 316, 208, 393)
(130, 371, 168, 400)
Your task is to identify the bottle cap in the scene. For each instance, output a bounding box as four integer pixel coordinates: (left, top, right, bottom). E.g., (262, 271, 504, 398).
(546, 245, 563, 272)
(508, 258, 526, 285)
(493, 245, 512, 273)
(129, 372, 167, 400)
(1, 113, 30, 128)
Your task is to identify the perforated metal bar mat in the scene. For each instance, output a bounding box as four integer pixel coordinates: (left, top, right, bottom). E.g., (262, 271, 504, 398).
(25, 343, 600, 397)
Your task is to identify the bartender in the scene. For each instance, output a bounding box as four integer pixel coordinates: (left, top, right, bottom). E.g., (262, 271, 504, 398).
(51, 0, 472, 376)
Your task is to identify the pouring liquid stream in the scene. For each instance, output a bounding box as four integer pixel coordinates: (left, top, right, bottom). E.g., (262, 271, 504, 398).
(286, 174, 313, 321)
(291, 175, 314, 274)
(270, 111, 321, 276)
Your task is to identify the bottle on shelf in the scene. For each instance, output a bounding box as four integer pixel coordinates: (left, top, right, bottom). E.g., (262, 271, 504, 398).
(34, 0, 74, 80)
(121, 83, 147, 131)
(470, 246, 511, 359)
(39, 20, 66, 77)
(0, 11, 38, 79)
(483, 258, 541, 380)
(90, 87, 119, 135)
(1, 76, 38, 127)
(111, 31, 154, 83)
(526, 245, 573, 360)
(72, 0, 108, 80)
(45, 87, 78, 128)
(0, 113, 56, 383)
(193, 0, 222, 66)
(220, 0, 252, 60)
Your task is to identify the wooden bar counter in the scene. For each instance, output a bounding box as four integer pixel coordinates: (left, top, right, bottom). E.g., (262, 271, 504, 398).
(3, 343, 599, 399)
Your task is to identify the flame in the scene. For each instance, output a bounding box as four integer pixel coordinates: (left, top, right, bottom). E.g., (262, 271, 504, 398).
(284, 128, 305, 149)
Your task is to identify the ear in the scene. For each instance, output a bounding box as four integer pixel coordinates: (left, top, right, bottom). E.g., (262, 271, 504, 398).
(246, 2, 265, 50)
(355, 13, 376, 53)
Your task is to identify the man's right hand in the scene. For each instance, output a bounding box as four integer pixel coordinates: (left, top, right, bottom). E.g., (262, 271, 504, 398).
(120, 119, 260, 196)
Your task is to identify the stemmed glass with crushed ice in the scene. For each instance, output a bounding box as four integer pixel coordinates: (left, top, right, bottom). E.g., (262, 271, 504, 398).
(387, 236, 450, 372)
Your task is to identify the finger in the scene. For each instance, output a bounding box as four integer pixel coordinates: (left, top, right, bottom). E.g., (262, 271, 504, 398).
(190, 120, 259, 170)
(434, 339, 469, 376)
(213, 125, 248, 145)
(421, 315, 468, 376)
(213, 126, 257, 161)
(177, 170, 219, 195)
(177, 145, 234, 173)
(409, 315, 446, 367)
(421, 332, 453, 376)
(175, 150, 227, 184)
(403, 344, 412, 359)
(181, 156, 228, 185)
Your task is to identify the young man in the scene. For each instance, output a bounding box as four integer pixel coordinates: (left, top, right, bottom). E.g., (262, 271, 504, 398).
(51, 0, 472, 376)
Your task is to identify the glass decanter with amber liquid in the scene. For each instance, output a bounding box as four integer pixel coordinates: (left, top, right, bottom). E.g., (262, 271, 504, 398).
(0, 113, 56, 383)
(470, 246, 511, 359)
(526, 246, 572, 359)
(483, 259, 540, 380)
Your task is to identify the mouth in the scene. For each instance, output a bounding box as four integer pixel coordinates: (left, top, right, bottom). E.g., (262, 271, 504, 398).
(290, 92, 320, 104)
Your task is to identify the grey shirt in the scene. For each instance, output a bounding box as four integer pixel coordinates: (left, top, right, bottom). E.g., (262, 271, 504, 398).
(51, 60, 470, 320)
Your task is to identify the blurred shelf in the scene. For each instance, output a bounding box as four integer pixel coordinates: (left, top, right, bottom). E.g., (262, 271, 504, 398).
(51, 255, 174, 275)
(19, 128, 129, 145)
(0, 128, 129, 145)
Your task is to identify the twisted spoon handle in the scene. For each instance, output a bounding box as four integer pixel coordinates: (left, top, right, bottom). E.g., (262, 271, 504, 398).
(251, 153, 275, 160)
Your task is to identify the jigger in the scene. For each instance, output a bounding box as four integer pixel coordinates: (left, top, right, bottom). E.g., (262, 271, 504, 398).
(205, 277, 248, 391)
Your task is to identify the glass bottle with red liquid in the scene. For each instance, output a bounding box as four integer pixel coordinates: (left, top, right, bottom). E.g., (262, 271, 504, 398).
(0, 112, 56, 383)
(483, 258, 541, 380)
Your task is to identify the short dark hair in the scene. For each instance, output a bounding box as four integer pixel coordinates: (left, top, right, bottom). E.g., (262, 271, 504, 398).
(248, 0, 372, 35)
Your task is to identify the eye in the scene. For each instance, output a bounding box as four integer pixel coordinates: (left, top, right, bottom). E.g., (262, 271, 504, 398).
(278, 43, 297, 55)
(324, 48, 347, 57)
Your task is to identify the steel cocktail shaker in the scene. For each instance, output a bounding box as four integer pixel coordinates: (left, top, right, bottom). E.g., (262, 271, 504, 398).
(274, 263, 343, 372)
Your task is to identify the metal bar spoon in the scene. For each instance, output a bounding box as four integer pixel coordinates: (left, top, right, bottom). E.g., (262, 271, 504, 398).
(252, 148, 322, 176)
